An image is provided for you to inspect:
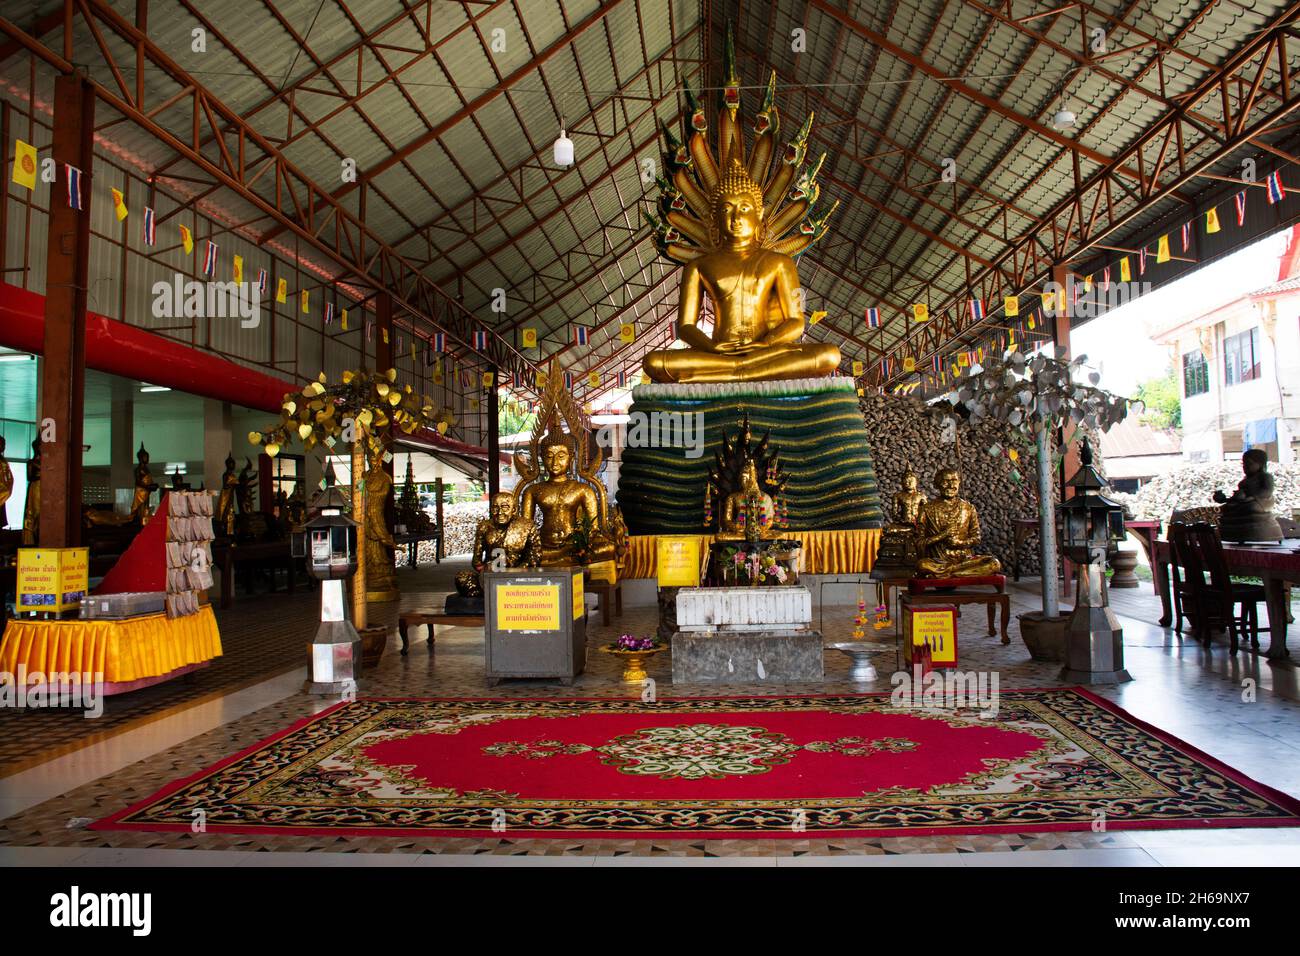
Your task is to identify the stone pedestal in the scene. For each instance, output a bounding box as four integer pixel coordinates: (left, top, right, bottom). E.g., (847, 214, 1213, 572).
(669, 585, 822, 683)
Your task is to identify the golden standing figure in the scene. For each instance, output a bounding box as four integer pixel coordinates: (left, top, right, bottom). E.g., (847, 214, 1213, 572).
(216, 453, 238, 535)
(454, 492, 542, 598)
(0, 436, 12, 530)
(641, 29, 840, 383)
(363, 443, 398, 601)
(916, 468, 1001, 578)
(22, 437, 39, 545)
(129, 444, 158, 519)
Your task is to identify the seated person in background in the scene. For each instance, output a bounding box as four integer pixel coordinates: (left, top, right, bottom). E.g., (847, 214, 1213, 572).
(1214, 448, 1283, 542)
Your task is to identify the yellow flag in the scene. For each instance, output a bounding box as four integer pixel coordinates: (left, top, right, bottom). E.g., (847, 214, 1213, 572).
(470, 397, 480, 411)
(11, 139, 36, 190)
(809, 310, 826, 325)
(851, 359, 864, 376)
(588, 371, 600, 389)
(521, 328, 537, 348)
(481, 371, 494, 388)
(1003, 295, 1018, 316)
(583, 403, 593, 416)
(912, 303, 928, 322)
(340, 309, 348, 330)
(381, 327, 388, 344)
(179, 224, 193, 255)
(903, 356, 916, 373)
(110, 187, 128, 221)
(1157, 234, 1170, 263)
(1119, 256, 1131, 282)
(1041, 291, 1054, 313)
(536, 370, 548, 389)
(1027, 313, 1036, 330)
(275, 277, 287, 303)
(1083, 274, 1093, 291)
(619, 323, 635, 343)
(232, 254, 243, 283)
(410, 341, 417, 360)
(1206, 207, 1221, 234)
(300, 289, 309, 314)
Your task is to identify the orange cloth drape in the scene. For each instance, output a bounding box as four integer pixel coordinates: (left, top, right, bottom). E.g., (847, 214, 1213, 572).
(623, 530, 880, 580)
(0, 605, 222, 682)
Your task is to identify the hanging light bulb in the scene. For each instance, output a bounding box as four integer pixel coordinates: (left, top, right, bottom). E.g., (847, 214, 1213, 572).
(553, 123, 574, 167)
(1053, 105, 1076, 129)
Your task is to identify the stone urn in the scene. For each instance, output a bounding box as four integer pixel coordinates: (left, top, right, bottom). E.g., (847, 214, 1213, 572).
(1017, 611, 1069, 662)
(1108, 549, 1140, 588)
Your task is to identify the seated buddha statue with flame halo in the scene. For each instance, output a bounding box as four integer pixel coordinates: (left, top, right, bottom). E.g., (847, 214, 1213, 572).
(518, 438, 615, 568)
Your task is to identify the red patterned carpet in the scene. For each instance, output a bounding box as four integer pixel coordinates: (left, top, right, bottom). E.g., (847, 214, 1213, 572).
(93, 690, 1300, 839)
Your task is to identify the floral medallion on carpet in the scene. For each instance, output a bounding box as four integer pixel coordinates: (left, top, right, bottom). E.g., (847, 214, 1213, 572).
(93, 689, 1300, 839)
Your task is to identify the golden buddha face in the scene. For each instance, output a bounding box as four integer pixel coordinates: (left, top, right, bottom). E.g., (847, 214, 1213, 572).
(489, 492, 515, 526)
(902, 472, 917, 493)
(543, 443, 571, 480)
(715, 190, 761, 246)
(935, 469, 961, 500)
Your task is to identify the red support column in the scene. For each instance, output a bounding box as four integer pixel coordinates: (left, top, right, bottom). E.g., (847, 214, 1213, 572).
(39, 74, 94, 547)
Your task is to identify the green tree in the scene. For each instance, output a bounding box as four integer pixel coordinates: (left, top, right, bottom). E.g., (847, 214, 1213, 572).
(1135, 371, 1181, 430)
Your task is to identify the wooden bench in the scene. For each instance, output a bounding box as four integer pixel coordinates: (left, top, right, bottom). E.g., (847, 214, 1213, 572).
(397, 610, 484, 655)
(905, 575, 1010, 644)
(585, 579, 623, 626)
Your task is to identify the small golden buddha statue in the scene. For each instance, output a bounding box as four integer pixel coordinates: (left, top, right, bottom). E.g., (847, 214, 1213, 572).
(0, 436, 12, 530)
(873, 468, 927, 575)
(891, 469, 926, 528)
(717, 459, 776, 540)
(216, 453, 238, 535)
(916, 468, 1001, 578)
(454, 492, 542, 598)
(85, 442, 157, 527)
(363, 443, 397, 600)
(518, 440, 615, 567)
(22, 437, 39, 544)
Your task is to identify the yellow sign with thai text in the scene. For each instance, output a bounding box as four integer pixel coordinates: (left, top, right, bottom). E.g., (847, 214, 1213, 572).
(17, 547, 89, 612)
(905, 605, 957, 666)
(572, 572, 584, 620)
(495, 584, 560, 631)
(656, 536, 702, 587)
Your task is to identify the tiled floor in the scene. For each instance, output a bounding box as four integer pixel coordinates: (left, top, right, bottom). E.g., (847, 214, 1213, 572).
(2, 561, 1299, 866)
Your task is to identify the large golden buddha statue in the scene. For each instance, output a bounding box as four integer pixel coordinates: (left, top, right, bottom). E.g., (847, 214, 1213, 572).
(642, 40, 840, 384)
(916, 468, 1001, 578)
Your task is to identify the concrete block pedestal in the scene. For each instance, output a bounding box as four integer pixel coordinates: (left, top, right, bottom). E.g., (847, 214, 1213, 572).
(668, 585, 823, 683)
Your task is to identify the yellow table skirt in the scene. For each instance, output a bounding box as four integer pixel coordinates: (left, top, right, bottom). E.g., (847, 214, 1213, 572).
(623, 529, 880, 580)
(0, 605, 223, 682)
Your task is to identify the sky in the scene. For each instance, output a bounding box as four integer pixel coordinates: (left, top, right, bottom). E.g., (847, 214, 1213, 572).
(1071, 228, 1291, 396)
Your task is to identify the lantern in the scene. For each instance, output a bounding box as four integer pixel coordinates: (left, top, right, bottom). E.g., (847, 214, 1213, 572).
(295, 469, 362, 695)
(1058, 439, 1132, 684)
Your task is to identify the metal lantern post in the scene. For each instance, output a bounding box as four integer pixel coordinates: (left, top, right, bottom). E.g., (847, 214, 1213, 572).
(1058, 439, 1132, 684)
(294, 471, 361, 695)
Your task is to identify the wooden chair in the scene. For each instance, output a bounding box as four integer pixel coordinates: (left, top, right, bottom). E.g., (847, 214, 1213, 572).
(1167, 522, 1203, 636)
(1186, 522, 1267, 654)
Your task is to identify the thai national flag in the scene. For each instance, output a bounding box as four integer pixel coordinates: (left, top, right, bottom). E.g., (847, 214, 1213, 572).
(617, 371, 628, 388)
(564, 371, 574, 390)
(1181, 221, 1191, 252)
(202, 240, 217, 277)
(257, 269, 267, 295)
(433, 331, 446, 352)
(460, 370, 470, 388)
(1235, 190, 1247, 225)
(65, 165, 83, 210)
(1267, 170, 1285, 204)
(1102, 266, 1110, 290)
(968, 298, 984, 321)
(930, 354, 943, 373)
(324, 303, 335, 325)
(142, 206, 156, 246)
(573, 326, 589, 346)
(472, 329, 488, 350)
(865, 307, 880, 329)
(1138, 248, 1146, 275)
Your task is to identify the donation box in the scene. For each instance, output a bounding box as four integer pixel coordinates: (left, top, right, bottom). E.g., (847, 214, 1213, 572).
(484, 568, 587, 685)
(17, 547, 89, 613)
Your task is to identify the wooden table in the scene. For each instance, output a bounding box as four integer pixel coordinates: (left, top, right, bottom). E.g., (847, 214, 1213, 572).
(394, 530, 443, 567)
(878, 574, 1010, 643)
(585, 578, 623, 626)
(398, 610, 484, 654)
(211, 540, 301, 609)
(1152, 538, 1300, 660)
(1013, 518, 1160, 590)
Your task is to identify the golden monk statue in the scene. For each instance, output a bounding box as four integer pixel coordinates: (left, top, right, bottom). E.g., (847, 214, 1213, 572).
(641, 45, 840, 384)
(216, 453, 238, 535)
(717, 459, 776, 540)
(85, 442, 158, 528)
(519, 440, 615, 567)
(363, 443, 397, 600)
(0, 436, 12, 530)
(22, 437, 39, 544)
(454, 492, 542, 598)
(916, 468, 1001, 578)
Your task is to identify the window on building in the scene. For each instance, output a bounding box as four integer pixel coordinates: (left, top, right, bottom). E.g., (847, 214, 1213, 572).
(269, 454, 301, 503)
(1223, 328, 1260, 386)
(1182, 350, 1209, 397)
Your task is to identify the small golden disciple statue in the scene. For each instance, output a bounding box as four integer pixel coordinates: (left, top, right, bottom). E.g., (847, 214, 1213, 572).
(455, 492, 542, 598)
(363, 443, 398, 599)
(519, 440, 614, 567)
(641, 42, 841, 384)
(718, 459, 776, 540)
(0, 436, 12, 530)
(916, 468, 1001, 578)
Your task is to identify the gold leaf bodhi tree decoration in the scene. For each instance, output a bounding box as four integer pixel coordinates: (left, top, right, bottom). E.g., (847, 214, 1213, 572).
(249, 368, 449, 629)
(642, 25, 841, 383)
